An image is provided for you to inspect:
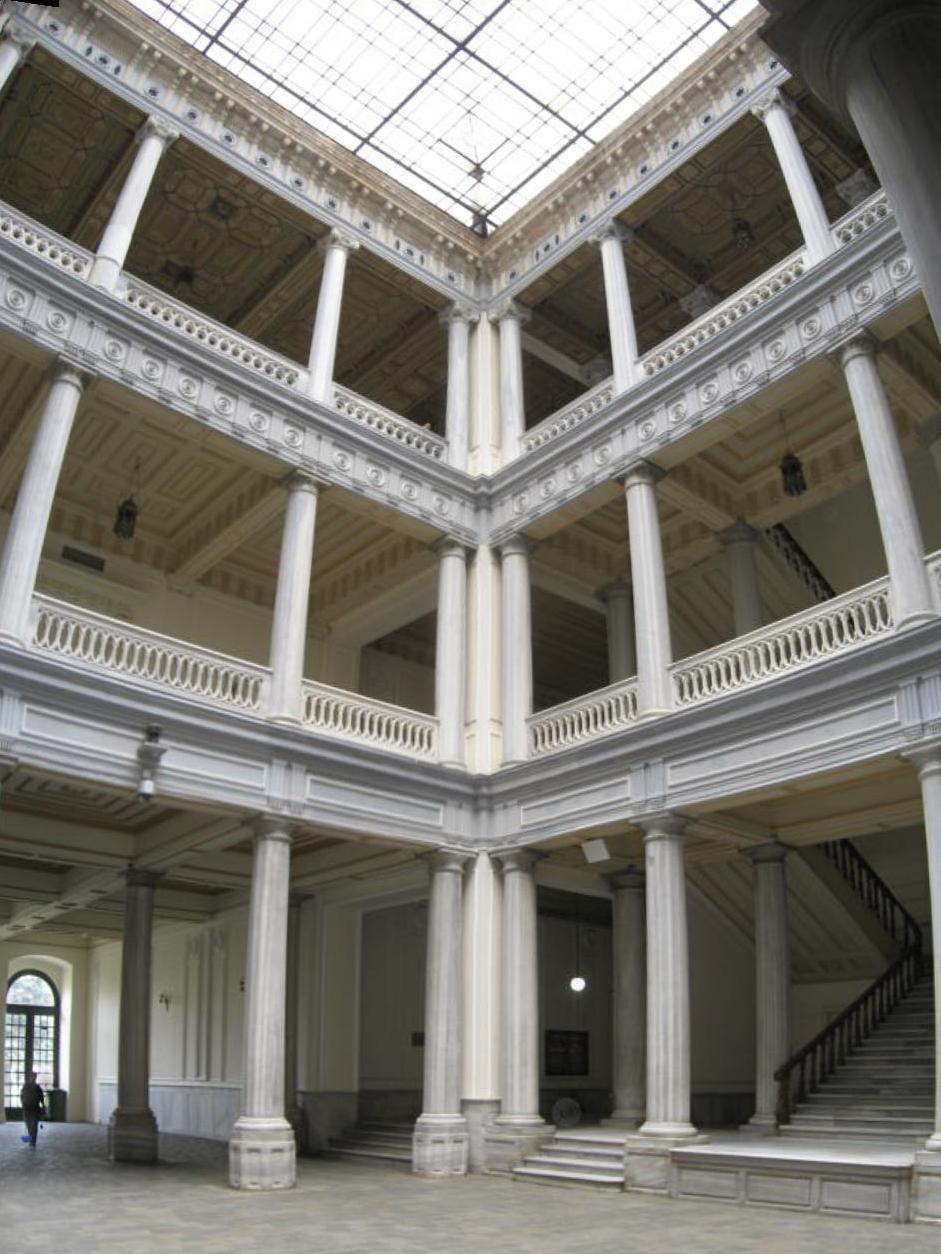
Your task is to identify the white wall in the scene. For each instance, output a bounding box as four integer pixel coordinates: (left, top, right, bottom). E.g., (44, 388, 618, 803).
(358, 901, 426, 1097)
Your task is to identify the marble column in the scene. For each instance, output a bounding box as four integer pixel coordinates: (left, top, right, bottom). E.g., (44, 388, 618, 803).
(109, 869, 162, 1163)
(622, 464, 673, 716)
(283, 893, 303, 1141)
(491, 301, 529, 463)
(461, 852, 502, 1169)
(0, 23, 34, 95)
(751, 89, 833, 265)
(307, 229, 358, 403)
(499, 535, 535, 765)
(590, 222, 639, 392)
(761, 0, 941, 338)
(441, 305, 475, 470)
(414, 849, 470, 1176)
(745, 843, 790, 1132)
(0, 361, 87, 645)
(230, 817, 295, 1190)
(267, 474, 320, 723)
(490, 850, 548, 1166)
(836, 334, 935, 626)
(719, 522, 764, 636)
(0, 940, 10, 1124)
(434, 539, 468, 768)
(598, 580, 636, 682)
(607, 870, 646, 1127)
(91, 117, 179, 291)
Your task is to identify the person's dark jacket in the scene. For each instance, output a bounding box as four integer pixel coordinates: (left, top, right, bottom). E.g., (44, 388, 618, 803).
(20, 1081, 44, 1113)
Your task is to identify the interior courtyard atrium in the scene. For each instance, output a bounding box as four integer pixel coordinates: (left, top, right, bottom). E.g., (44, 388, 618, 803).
(2, 0, 941, 1233)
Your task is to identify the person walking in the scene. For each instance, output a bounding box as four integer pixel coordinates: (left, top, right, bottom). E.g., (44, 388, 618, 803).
(20, 1072, 46, 1149)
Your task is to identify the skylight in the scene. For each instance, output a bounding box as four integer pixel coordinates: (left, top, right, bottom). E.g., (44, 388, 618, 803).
(129, 0, 758, 230)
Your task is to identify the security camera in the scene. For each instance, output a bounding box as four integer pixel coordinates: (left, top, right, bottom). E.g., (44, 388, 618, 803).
(136, 724, 165, 803)
(138, 776, 156, 803)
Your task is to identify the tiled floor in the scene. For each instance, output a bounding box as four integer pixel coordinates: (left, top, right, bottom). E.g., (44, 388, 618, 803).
(1, 1122, 940, 1253)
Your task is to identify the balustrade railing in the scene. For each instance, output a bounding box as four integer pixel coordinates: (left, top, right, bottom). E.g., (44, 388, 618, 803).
(522, 377, 615, 452)
(832, 189, 890, 247)
(122, 278, 302, 386)
(31, 595, 267, 712)
(672, 577, 893, 708)
(332, 386, 447, 460)
(0, 204, 93, 278)
(528, 678, 639, 756)
(819, 838, 921, 950)
(302, 678, 438, 759)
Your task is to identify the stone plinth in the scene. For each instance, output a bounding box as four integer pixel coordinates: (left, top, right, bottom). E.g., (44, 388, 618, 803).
(482, 1120, 554, 1174)
(229, 1117, 296, 1191)
(108, 1106, 158, 1163)
(413, 1114, 469, 1177)
(623, 1131, 708, 1193)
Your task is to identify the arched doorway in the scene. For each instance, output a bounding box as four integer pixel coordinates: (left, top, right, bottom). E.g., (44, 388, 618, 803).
(4, 970, 60, 1118)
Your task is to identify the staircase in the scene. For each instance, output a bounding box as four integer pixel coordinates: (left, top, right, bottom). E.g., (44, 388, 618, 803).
(327, 1118, 413, 1166)
(781, 968, 935, 1143)
(513, 1129, 626, 1189)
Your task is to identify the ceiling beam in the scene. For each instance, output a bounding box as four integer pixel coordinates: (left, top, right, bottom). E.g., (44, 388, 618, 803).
(172, 480, 285, 580)
(522, 333, 595, 384)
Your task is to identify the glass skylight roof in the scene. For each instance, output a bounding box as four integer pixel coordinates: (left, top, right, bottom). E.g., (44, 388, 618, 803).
(130, 0, 758, 229)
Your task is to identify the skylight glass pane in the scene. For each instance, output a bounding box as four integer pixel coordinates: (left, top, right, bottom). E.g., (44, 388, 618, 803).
(128, 0, 758, 228)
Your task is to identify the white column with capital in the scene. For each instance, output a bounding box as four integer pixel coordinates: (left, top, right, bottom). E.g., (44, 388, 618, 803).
(491, 301, 529, 463)
(745, 843, 790, 1132)
(434, 539, 468, 768)
(109, 869, 162, 1163)
(0, 361, 87, 644)
(230, 817, 295, 1190)
(591, 222, 639, 392)
(719, 522, 764, 637)
(414, 849, 470, 1176)
(598, 580, 635, 682)
(752, 89, 833, 265)
(837, 334, 935, 626)
(442, 305, 475, 470)
(267, 474, 320, 722)
(462, 851, 502, 1168)
(91, 117, 179, 291)
(622, 464, 673, 716)
(0, 23, 34, 95)
(499, 535, 534, 764)
(307, 229, 358, 402)
(284, 893, 303, 1140)
(607, 870, 646, 1127)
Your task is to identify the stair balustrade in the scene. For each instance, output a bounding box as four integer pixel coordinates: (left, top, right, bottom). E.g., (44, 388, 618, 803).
(819, 838, 922, 950)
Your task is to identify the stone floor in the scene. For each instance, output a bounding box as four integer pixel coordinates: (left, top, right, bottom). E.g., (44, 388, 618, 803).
(2, 1122, 940, 1253)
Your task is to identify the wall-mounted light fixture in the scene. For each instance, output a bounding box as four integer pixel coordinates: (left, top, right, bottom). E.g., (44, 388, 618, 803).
(157, 991, 172, 1012)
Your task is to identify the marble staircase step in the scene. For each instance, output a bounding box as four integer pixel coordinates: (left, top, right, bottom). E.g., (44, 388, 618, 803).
(513, 1164, 623, 1189)
(521, 1153, 623, 1176)
(326, 1143, 412, 1165)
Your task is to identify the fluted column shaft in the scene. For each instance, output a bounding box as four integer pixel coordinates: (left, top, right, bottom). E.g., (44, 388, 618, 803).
(640, 817, 696, 1137)
(622, 464, 673, 715)
(493, 303, 529, 462)
(752, 90, 833, 265)
(230, 817, 295, 1190)
(599, 580, 635, 682)
(109, 869, 161, 1162)
(420, 851, 469, 1117)
(434, 540, 467, 767)
(91, 118, 178, 291)
(719, 522, 764, 636)
(496, 850, 544, 1125)
(592, 223, 638, 391)
(308, 231, 358, 402)
(268, 475, 320, 722)
(442, 307, 474, 470)
(499, 536, 534, 764)
(609, 871, 646, 1125)
(837, 335, 934, 625)
(747, 844, 790, 1128)
(0, 362, 86, 644)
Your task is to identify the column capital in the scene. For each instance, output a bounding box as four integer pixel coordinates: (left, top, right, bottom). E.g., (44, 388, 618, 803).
(745, 841, 791, 865)
(904, 743, 941, 778)
(608, 868, 645, 892)
(488, 299, 531, 327)
(589, 220, 634, 248)
(50, 357, 91, 392)
(619, 459, 664, 490)
(251, 814, 294, 844)
(138, 115, 180, 150)
(596, 578, 632, 604)
(493, 848, 543, 874)
(751, 87, 796, 125)
(282, 469, 325, 496)
(832, 329, 879, 368)
(431, 536, 470, 561)
(1, 19, 35, 57)
(498, 533, 537, 560)
(439, 302, 479, 328)
(319, 227, 360, 255)
(638, 813, 687, 842)
(426, 848, 471, 876)
(125, 867, 164, 890)
(717, 520, 760, 548)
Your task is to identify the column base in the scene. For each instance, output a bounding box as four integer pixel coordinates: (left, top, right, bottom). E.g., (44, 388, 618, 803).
(483, 1116, 553, 1174)
(412, 1114, 469, 1177)
(896, 609, 940, 631)
(912, 1149, 941, 1223)
(108, 1105, 159, 1163)
(624, 1128, 708, 1193)
(229, 1116, 296, 1191)
(461, 1098, 501, 1172)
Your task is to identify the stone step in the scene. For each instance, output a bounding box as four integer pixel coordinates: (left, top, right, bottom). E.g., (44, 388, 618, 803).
(523, 1153, 623, 1176)
(337, 1129, 414, 1145)
(513, 1165, 623, 1189)
(327, 1145, 412, 1165)
(355, 1121, 416, 1134)
(550, 1138, 624, 1160)
(780, 1124, 928, 1144)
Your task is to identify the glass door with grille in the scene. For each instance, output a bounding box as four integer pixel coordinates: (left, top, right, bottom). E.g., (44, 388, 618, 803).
(4, 971, 60, 1118)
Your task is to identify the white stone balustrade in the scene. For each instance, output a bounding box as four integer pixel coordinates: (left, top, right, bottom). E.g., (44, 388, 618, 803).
(332, 386, 447, 460)
(0, 205, 93, 278)
(123, 280, 301, 386)
(527, 676, 639, 756)
(672, 578, 893, 708)
(301, 678, 438, 759)
(832, 189, 891, 247)
(521, 377, 615, 452)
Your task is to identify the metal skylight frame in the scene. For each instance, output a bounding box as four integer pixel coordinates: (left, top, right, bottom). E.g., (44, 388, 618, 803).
(129, 0, 758, 230)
